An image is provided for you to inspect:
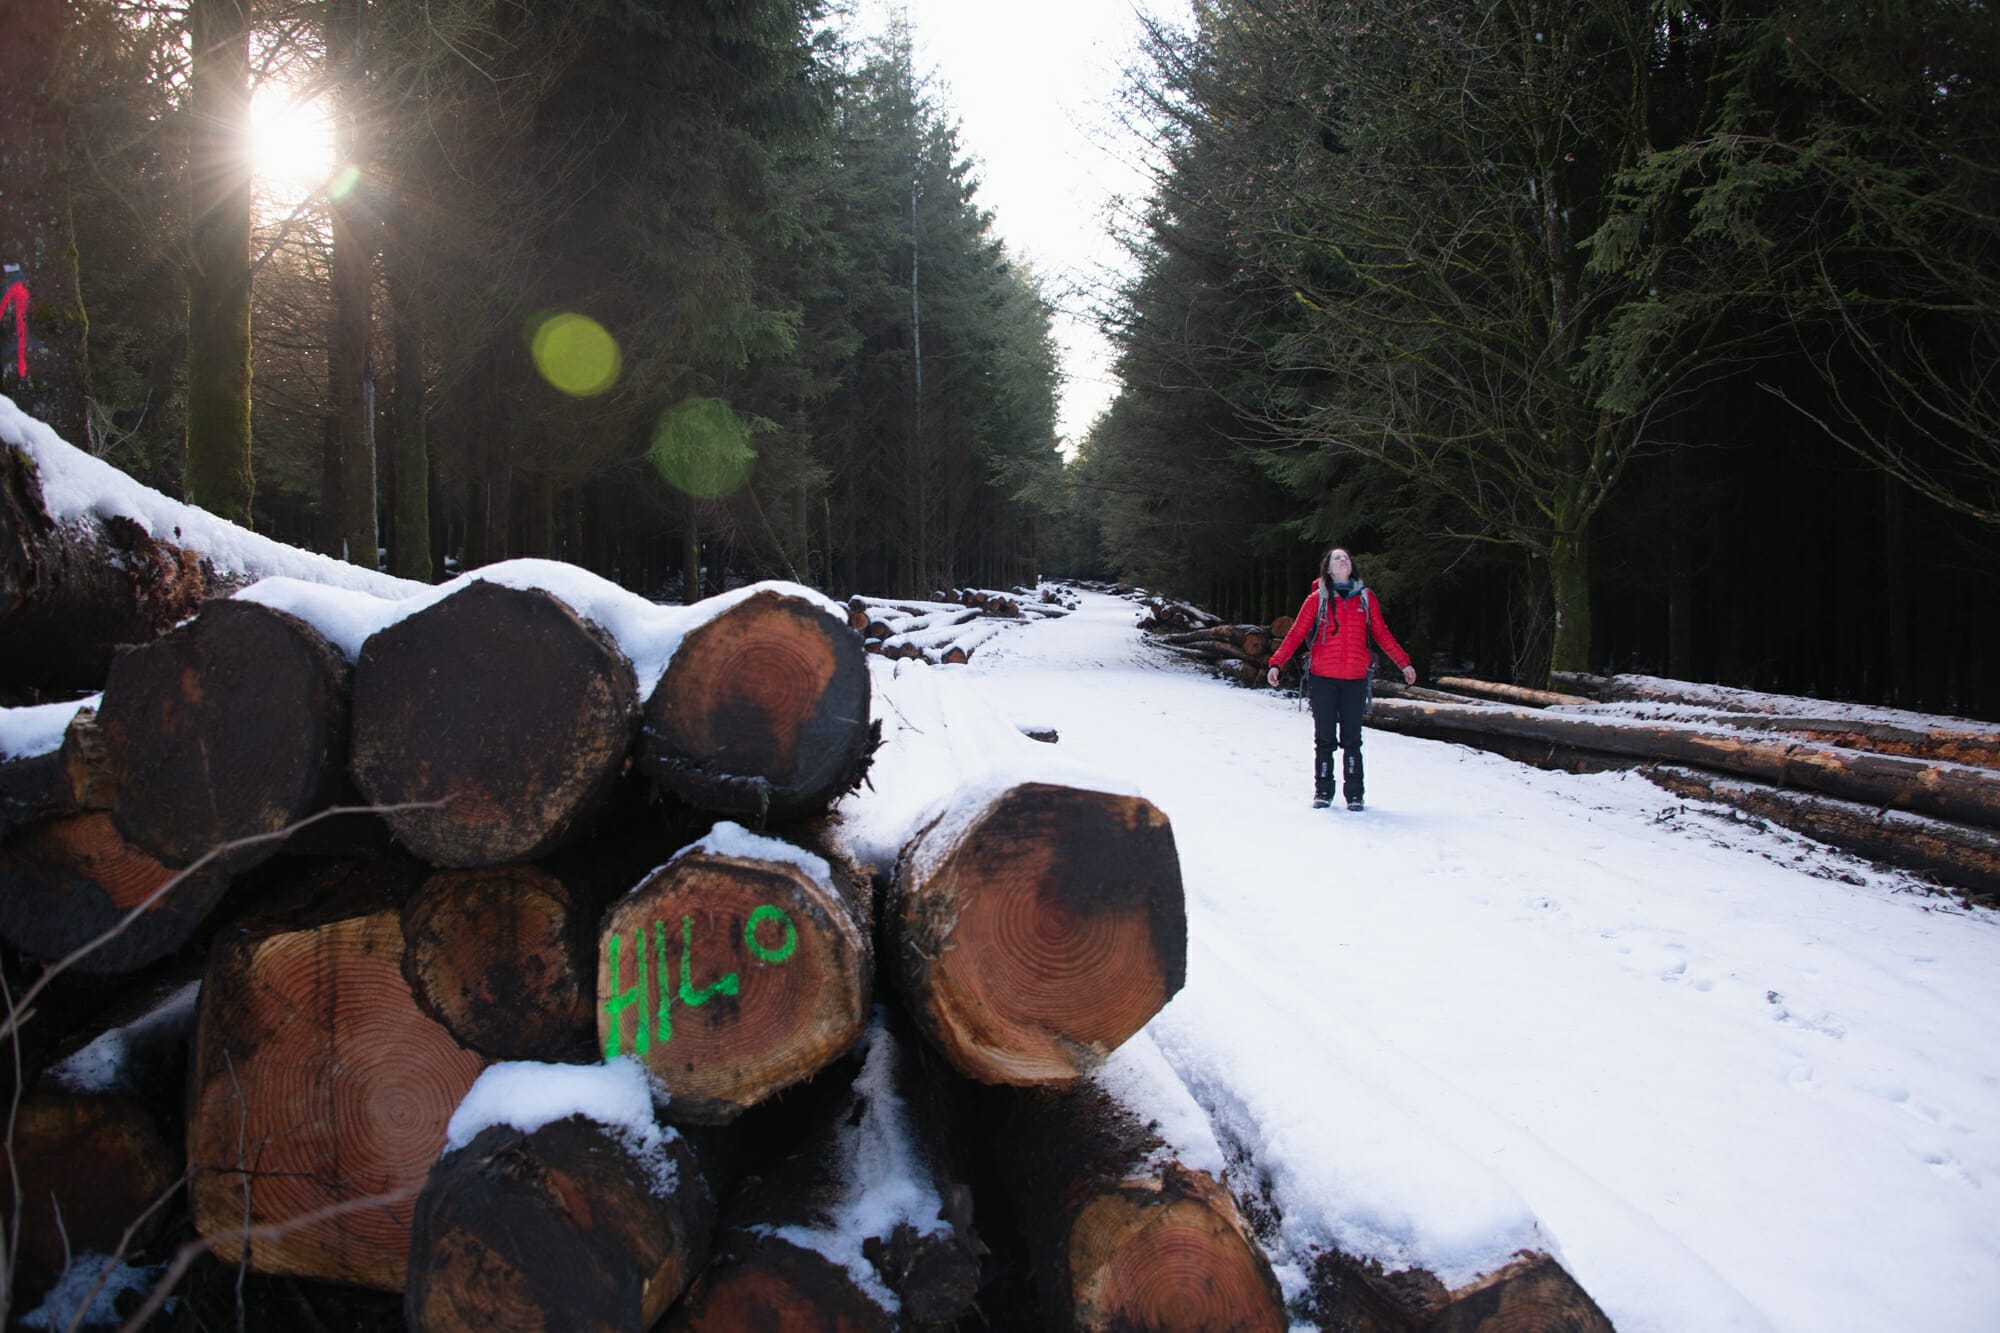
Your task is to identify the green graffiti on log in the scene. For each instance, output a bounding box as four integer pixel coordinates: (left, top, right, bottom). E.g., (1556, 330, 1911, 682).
(602, 904, 797, 1059)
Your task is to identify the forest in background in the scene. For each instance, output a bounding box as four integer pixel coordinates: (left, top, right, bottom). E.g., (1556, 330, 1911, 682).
(1057, 0, 2000, 718)
(6, 0, 1062, 605)
(5, 0, 1999, 719)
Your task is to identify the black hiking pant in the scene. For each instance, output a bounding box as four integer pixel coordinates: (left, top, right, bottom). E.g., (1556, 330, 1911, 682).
(1308, 674, 1368, 801)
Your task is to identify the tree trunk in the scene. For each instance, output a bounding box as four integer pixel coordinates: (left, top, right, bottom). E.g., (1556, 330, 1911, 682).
(683, 491, 700, 603)
(401, 864, 597, 1062)
(1365, 699, 2000, 829)
(96, 599, 353, 873)
(596, 833, 874, 1125)
(184, 0, 254, 526)
(0, 444, 221, 694)
(638, 588, 875, 824)
(1431, 676, 1593, 709)
(1304, 1246, 1612, 1333)
(985, 1077, 1286, 1331)
(385, 204, 432, 581)
(188, 885, 487, 1290)
(0, 811, 232, 974)
(328, 0, 378, 568)
(407, 1116, 720, 1332)
(0, 0, 91, 446)
(350, 580, 639, 866)
(1546, 525, 1590, 678)
(888, 782, 1186, 1085)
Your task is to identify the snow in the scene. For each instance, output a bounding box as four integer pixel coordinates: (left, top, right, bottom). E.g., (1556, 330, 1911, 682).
(683, 820, 833, 886)
(932, 587, 2000, 1332)
(445, 1058, 682, 1196)
(0, 393, 417, 599)
(16, 1253, 170, 1329)
(43, 980, 201, 1095)
(0, 693, 98, 760)
(758, 1016, 946, 1312)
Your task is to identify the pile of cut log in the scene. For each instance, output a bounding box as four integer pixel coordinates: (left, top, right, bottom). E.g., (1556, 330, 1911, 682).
(0, 554, 1306, 1331)
(847, 586, 1070, 666)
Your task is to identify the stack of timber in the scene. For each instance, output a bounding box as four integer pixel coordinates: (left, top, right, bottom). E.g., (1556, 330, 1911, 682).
(846, 582, 1071, 666)
(0, 540, 1321, 1329)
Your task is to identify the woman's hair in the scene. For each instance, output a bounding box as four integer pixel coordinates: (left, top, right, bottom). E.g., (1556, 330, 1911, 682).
(1320, 546, 1359, 593)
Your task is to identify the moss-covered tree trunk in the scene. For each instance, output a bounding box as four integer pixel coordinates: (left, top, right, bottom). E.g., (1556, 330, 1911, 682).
(184, 0, 253, 524)
(1547, 525, 1592, 679)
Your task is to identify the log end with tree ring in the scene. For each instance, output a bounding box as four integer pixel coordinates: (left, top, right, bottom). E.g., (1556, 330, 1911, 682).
(97, 597, 351, 872)
(1, 1088, 181, 1299)
(0, 811, 232, 973)
(1068, 1166, 1287, 1333)
(189, 908, 488, 1290)
(1426, 1251, 1615, 1333)
(640, 589, 872, 823)
(664, 1231, 894, 1333)
(350, 580, 639, 867)
(597, 850, 871, 1125)
(407, 1118, 715, 1333)
(894, 783, 1186, 1084)
(402, 865, 595, 1063)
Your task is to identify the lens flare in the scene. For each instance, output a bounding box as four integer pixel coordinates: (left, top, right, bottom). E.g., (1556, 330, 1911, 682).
(529, 313, 622, 397)
(327, 165, 362, 201)
(648, 397, 757, 499)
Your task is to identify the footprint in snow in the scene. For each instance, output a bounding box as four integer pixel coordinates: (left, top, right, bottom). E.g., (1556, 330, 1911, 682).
(1766, 990, 1846, 1039)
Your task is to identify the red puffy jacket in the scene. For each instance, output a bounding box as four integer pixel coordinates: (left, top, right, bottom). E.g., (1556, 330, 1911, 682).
(1269, 581, 1412, 681)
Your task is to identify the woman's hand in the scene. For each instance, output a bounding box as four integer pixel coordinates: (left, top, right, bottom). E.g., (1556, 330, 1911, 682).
(1402, 664, 1417, 685)
(1267, 666, 1281, 688)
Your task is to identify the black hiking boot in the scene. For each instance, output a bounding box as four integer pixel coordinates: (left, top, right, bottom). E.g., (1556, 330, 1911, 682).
(1313, 758, 1332, 809)
(1342, 752, 1365, 811)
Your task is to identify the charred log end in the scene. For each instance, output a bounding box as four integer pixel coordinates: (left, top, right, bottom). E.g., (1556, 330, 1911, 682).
(597, 853, 871, 1125)
(0, 811, 231, 973)
(900, 784, 1186, 1085)
(666, 1230, 892, 1332)
(402, 865, 593, 1062)
(2, 1089, 181, 1297)
(408, 1118, 713, 1332)
(99, 598, 349, 873)
(1067, 1166, 1285, 1333)
(640, 590, 871, 823)
(1426, 1251, 1614, 1333)
(189, 909, 488, 1290)
(351, 581, 638, 866)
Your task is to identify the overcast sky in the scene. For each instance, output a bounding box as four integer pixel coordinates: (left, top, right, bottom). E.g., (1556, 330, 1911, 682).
(842, 0, 1193, 449)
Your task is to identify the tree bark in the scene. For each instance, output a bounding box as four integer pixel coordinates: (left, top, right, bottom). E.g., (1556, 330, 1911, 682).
(328, 0, 378, 568)
(188, 887, 487, 1290)
(350, 580, 639, 866)
(0, 811, 232, 973)
(985, 1077, 1285, 1332)
(888, 782, 1186, 1085)
(638, 588, 874, 824)
(401, 864, 597, 1062)
(1366, 698, 2000, 830)
(1547, 525, 1591, 678)
(184, 0, 254, 525)
(384, 198, 432, 582)
(406, 1116, 719, 1332)
(96, 598, 353, 873)
(596, 835, 873, 1125)
(0, 443, 219, 695)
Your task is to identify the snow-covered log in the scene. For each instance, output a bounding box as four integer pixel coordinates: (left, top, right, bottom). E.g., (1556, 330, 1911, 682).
(985, 1076, 1286, 1332)
(1432, 675, 1595, 709)
(889, 780, 1186, 1085)
(0, 696, 110, 836)
(638, 586, 874, 824)
(407, 1062, 720, 1332)
(595, 823, 873, 1125)
(97, 598, 358, 873)
(351, 579, 640, 866)
(188, 862, 487, 1290)
(1366, 697, 2000, 830)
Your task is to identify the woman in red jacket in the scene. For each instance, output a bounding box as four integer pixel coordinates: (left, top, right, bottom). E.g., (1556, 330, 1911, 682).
(1265, 546, 1418, 809)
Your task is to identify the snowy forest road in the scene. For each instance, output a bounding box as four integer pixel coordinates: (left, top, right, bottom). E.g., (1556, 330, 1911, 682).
(955, 589, 2000, 1333)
